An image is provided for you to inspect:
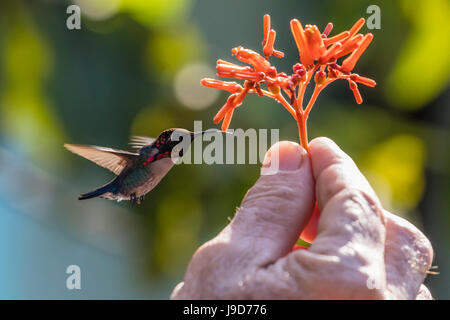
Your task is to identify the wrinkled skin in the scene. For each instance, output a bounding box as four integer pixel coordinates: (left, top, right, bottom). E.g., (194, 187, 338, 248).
(171, 138, 433, 300)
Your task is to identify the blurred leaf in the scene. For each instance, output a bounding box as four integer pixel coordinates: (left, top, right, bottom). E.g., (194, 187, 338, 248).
(75, 0, 120, 21)
(0, 5, 66, 169)
(146, 24, 206, 77)
(296, 238, 311, 247)
(154, 191, 202, 276)
(361, 134, 426, 213)
(130, 105, 176, 136)
(385, 0, 450, 109)
(120, 0, 191, 28)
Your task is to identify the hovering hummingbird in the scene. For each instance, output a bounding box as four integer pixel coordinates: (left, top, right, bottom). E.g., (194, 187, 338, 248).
(64, 128, 218, 204)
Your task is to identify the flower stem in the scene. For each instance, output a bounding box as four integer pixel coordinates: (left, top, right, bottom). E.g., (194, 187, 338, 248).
(304, 85, 323, 118)
(292, 97, 309, 151)
(297, 114, 309, 151)
(274, 93, 297, 119)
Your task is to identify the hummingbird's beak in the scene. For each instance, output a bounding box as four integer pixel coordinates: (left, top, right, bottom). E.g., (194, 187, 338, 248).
(190, 129, 230, 140)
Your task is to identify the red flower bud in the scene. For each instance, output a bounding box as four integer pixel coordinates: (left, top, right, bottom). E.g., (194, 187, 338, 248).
(349, 80, 363, 104)
(314, 70, 326, 85)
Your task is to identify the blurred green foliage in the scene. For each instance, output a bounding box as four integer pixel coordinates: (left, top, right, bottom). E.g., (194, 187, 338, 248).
(385, 0, 450, 110)
(0, 4, 66, 169)
(0, 0, 448, 298)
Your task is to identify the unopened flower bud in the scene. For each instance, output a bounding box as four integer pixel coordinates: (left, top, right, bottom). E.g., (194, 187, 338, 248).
(314, 70, 326, 85)
(267, 83, 280, 95)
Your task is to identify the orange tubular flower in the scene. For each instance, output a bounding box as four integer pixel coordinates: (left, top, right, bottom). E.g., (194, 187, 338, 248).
(333, 34, 364, 60)
(324, 31, 350, 46)
(349, 80, 363, 104)
(200, 79, 243, 93)
(263, 29, 276, 57)
(262, 14, 270, 45)
(319, 42, 342, 64)
(342, 33, 374, 73)
(201, 14, 376, 150)
(351, 74, 376, 87)
(216, 62, 265, 82)
(232, 46, 272, 73)
(221, 108, 235, 132)
(290, 19, 314, 67)
(322, 22, 333, 37)
(347, 18, 366, 39)
(304, 24, 326, 61)
(262, 14, 285, 59)
(213, 94, 238, 124)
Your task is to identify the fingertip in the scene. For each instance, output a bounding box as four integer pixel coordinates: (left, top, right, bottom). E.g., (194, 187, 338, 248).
(262, 141, 307, 174)
(273, 141, 305, 167)
(309, 136, 336, 148)
(309, 137, 348, 176)
(308, 137, 379, 211)
(309, 137, 339, 152)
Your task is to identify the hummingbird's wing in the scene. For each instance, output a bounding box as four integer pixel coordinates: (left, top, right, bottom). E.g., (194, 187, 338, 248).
(64, 144, 138, 175)
(129, 136, 156, 150)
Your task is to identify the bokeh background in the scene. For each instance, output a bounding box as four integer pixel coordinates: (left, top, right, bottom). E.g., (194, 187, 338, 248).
(0, 0, 448, 299)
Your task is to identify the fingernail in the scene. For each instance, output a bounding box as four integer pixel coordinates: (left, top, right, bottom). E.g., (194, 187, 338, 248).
(262, 141, 306, 175)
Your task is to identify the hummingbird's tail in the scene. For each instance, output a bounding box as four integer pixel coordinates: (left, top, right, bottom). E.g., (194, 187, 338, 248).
(79, 183, 114, 200)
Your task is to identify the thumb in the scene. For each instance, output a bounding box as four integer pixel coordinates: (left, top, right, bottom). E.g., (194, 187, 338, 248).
(228, 141, 315, 266)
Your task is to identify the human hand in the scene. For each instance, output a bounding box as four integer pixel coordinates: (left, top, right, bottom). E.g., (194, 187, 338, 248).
(171, 138, 433, 299)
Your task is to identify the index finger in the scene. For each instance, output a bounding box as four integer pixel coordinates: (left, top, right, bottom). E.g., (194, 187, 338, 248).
(298, 137, 385, 243)
(309, 137, 381, 213)
(237, 138, 389, 299)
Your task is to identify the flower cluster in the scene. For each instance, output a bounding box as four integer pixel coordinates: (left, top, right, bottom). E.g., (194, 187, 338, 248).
(201, 14, 376, 150)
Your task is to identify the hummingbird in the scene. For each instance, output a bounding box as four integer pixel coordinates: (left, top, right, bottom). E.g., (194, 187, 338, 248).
(64, 128, 218, 204)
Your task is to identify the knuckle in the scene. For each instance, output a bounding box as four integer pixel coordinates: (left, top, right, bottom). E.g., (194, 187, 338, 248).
(327, 188, 386, 241)
(386, 211, 434, 273)
(411, 231, 434, 273)
(284, 250, 387, 299)
(341, 187, 383, 219)
(412, 229, 433, 270)
(338, 187, 382, 214)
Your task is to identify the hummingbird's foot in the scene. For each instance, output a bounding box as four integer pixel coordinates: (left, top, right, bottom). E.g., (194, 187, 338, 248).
(139, 195, 144, 204)
(130, 193, 137, 205)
